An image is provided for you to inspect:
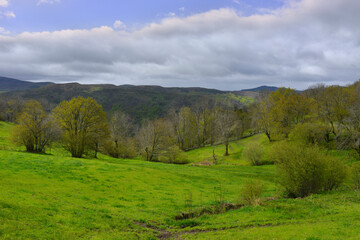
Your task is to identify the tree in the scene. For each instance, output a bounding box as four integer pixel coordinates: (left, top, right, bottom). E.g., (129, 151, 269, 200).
(52, 97, 109, 158)
(316, 86, 353, 137)
(106, 111, 136, 158)
(253, 88, 313, 141)
(170, 107, 197, 150)
(137, 118, 174, 161)
(5, 97, 24, 122)
(11, 100, 58, 153)
(252, 91, 275, 141)
(215, 109, 238, 156)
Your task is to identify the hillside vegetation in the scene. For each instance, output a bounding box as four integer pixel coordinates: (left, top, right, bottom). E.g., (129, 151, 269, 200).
(1, 82, 257, 122)
(1, 122, 360, 239)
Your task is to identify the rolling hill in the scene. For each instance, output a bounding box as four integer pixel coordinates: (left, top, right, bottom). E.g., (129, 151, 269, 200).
(0, 76, 54, 92)
(0, 78, 260, 122)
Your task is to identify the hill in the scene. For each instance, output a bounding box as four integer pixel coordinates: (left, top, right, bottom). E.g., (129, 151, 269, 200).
(241, 85, 279, 92)
(0, 122, 359, 239)
(1, 81, 258, 122)
(0, 76, 54, 92)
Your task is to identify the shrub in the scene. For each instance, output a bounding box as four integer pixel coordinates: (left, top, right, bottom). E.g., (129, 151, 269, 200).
(158, 146, 189, 164)
(103, 138, 137, 159)
(289, 122, 331, 146)
(243, 142, 264, 166)
(240, 180, 265, 206)
(351, 162, 360, 190)
(270, 142, 346, 198)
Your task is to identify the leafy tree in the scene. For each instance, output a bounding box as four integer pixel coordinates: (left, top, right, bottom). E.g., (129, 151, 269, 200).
(316, 86, 353, 137)
(254, 88, 313, 141)
(52, 97, 109, 158)
(5, 98, 24, 122)
(11, 100, 58, 153)
(252, 91, 275, 141)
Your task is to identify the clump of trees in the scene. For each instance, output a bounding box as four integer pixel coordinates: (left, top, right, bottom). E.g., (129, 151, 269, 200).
(8, 94, 250, 162)
(52, 97, 109, 158)
(11, 100, 58, 153)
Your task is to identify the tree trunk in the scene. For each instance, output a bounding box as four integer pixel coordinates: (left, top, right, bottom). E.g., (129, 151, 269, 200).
(225, 143, 229, 156)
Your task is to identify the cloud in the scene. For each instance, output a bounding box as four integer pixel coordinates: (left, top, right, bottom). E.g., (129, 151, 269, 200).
(0, 27, 10, 34)
(3, 11, 15, 18)
(0, 0, 8, 7)
(179, 7, 185, 11)
(113, 20, 126, 30)
(167, 12, 176, 17)
(0, 0, 360, 90)
(37, 0, 60, 6)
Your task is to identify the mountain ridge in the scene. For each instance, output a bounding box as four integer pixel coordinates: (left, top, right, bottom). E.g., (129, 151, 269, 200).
(0, 76, 54, 92)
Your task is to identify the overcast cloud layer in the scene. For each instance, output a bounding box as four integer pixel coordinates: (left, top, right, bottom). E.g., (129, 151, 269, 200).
(0, 0, 360, 90)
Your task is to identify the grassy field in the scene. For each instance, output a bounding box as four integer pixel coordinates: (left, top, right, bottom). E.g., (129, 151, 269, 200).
(0, 121, 360, 239)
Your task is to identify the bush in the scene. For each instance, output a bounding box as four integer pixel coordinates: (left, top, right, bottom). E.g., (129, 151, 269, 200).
(158, 146, 189, 164)
(240, 180, 265, 206)
(103, 138, 137, 159)
(270, 142, 346, 198)
(243, 142, 265, 166)
(289, 122, 331, 146)
(351, 162, 360, 190)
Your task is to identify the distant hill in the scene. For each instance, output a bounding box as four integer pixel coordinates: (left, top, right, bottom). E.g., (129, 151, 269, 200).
(241, 85, 278, 92)
(0, 77, 262, 122)
(2, 82, 251, 122)
(0, 76, 54, 92)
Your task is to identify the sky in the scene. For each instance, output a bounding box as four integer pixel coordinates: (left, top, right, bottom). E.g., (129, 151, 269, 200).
(0, 0, 359, 90)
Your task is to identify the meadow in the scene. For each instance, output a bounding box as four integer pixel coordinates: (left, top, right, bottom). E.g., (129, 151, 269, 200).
(0, 121, 360, 239)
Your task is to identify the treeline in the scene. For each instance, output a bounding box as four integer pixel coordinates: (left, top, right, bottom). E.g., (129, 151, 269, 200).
(253, 81, 360, 155)
(4, 80, 360, 165)
(2, 96, 251, 163)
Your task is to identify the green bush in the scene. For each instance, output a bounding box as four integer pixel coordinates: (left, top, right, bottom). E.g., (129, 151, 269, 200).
(289, 122, 331, 146)
(351, 162, 360, 190)
(103, 138, 137, 159)
(270, 142, 346, 198)
(158, 146, 190, 164)
(243, 142, 265, 166)
(240, 180, 265, 206)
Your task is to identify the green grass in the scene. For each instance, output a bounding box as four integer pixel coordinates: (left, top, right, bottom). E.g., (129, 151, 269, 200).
(186, 134, 271, 165)
(0, 121, 360, 239)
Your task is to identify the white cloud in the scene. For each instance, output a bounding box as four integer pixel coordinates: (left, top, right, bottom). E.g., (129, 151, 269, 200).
(179, 7, 185, 11)
(0, 0, 360, 90)
(113, 20, 126, 30)
(0, 27, 10, 34)
(3, 11, 15, 18)
(37, 0, 60, 6)
(0, 0, 8, 7)
(167, 12, 176, 17)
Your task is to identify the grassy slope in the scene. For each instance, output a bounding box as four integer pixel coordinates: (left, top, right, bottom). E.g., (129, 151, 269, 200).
(0, 122, 360, 239)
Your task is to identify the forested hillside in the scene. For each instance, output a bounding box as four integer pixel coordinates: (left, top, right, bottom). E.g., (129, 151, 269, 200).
(0, 79, 257, 122)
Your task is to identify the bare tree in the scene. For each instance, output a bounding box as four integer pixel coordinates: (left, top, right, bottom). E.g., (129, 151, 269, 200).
(215, 109, 239, 156)
(106, 111, 135, 158)
(137, 119, 173, 161)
